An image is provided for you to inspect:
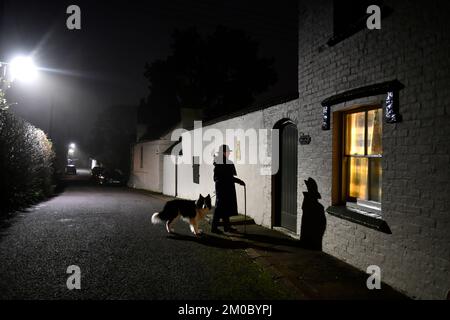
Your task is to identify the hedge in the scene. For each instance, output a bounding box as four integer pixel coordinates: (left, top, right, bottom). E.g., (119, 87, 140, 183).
(0, 109, 55, 216)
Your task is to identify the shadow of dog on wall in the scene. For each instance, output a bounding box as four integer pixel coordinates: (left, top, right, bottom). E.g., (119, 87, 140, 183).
(300, 177, 326, 251)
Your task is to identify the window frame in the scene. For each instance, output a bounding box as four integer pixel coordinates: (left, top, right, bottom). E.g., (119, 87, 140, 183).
(341, 105, 383, 213)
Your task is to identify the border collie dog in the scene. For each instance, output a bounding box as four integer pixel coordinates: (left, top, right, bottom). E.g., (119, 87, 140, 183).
(151, 194, 212, 236)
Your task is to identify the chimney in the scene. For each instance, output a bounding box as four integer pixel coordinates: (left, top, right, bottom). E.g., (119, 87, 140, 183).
(136, 123, 148, 142)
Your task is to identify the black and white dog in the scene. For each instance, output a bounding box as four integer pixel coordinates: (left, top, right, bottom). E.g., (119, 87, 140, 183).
(151, 194, 212, 236)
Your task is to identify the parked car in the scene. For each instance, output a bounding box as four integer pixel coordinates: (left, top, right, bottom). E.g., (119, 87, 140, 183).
(97, 168, 126, 186)
(65, 165, 77, 175)
(91, 166, 105, 183)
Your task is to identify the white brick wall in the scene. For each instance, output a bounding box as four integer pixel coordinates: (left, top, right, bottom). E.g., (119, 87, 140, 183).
(291, 0, 450, 299)
(174, 110, 273, 227)
(129, 140, 173, 192)
(164, 99, 299, 228)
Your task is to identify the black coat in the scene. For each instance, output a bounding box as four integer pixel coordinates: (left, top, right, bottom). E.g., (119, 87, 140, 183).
(213, 158, 242, 218)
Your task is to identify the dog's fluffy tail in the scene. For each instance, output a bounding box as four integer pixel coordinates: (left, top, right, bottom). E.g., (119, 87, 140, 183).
(151, 212, 162, 224)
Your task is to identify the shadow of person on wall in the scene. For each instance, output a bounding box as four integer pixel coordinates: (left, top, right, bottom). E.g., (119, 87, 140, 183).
(300, 178, 326, 251)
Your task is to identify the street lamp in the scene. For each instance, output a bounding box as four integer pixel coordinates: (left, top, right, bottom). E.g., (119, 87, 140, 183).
(1, 55, 39, 110)
(67, 143, 76, 165)
(0, 55, 38, 84)
(9, 56, 38, 83)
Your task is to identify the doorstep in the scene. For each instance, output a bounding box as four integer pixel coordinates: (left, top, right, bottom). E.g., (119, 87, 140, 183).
(205, 213, 255, 226)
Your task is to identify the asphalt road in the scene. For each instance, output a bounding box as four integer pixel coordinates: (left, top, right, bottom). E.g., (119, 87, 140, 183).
(0, 171, 294, 300)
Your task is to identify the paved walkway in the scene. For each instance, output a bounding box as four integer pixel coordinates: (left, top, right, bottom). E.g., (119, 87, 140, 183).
(217, 222, 408, 299)
(141, 190, 409, 300)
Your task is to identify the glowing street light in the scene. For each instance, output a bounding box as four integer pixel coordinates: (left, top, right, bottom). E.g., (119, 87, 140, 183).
(67, 143, 76, 165)
(1, 55, 39, 111)
(7, 56, 38, 83)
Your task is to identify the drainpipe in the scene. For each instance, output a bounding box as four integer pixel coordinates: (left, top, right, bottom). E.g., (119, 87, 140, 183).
(175, 155, 178, 197)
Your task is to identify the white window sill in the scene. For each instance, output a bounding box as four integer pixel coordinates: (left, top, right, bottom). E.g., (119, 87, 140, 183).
(326, 205, 391, 234)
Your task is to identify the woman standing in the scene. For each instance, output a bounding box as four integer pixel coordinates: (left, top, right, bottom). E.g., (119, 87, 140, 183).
(211, 145, 245, 234)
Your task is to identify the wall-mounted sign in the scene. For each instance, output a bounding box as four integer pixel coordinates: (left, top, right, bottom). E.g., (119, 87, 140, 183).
(320, 80, 404, 130)
(299, 132, 311, 145)
(234, 138, 241, 161)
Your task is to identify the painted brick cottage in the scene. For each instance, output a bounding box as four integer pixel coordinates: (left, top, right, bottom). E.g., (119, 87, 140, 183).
(130, 0, 450, 299)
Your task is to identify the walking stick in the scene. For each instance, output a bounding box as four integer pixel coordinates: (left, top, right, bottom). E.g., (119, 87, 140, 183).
(244, 184, 247, 234)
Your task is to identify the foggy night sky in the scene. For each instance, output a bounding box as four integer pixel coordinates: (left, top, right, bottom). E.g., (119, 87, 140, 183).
(0, 0, 298, 150)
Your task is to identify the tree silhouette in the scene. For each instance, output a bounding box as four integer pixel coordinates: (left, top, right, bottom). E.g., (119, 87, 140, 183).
(140, 26, 277, 136)
(88, 106, 136, 174)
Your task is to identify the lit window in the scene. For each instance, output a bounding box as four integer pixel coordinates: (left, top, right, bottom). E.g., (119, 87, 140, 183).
(343, 107, 382, 210)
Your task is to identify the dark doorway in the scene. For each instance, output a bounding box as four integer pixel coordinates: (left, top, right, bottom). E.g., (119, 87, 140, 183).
(272, 119, 298, 232)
